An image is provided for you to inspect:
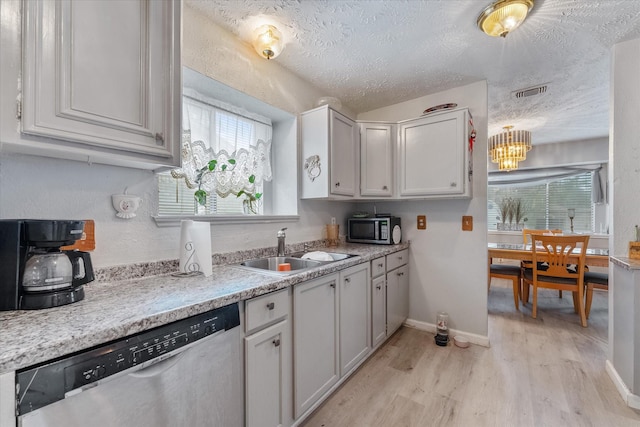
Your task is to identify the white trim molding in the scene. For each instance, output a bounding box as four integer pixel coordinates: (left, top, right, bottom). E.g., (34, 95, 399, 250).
(606, 359, 640, 410)
(404, 318, 491, 348)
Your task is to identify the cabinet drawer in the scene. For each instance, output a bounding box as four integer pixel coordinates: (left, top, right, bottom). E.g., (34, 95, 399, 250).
(371, 257, 386, 278)
(386, 249, 409, 271)
(245, 288, 289, 334)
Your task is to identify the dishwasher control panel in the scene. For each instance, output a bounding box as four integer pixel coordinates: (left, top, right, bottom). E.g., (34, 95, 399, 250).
(16, 303, 240, 415)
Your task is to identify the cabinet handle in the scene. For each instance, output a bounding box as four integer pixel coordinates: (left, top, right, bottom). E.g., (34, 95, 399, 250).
(450, 182, 457, 187)
(398, 256, 403, 260)
(273, 339, 281, 347)
(383, 185, 388, 190)
(266, 302, 275, 310)
(155, 132, 164, 145)
(377, 263, 384, 268)
(330, 282, 336, 288)
(376, 285, 382, 290)
(345, 277, 351, 283)
(335, 182, 340, 187)
(397, 271, 404, 276)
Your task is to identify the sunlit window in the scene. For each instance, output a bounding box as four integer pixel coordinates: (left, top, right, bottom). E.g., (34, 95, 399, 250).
(488, 172, 594, 232)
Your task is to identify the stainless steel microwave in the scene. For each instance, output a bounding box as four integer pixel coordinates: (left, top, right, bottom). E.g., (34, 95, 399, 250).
(347, 217, 402, 245)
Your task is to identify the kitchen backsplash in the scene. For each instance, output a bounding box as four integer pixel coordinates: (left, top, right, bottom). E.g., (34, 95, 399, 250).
(94, 239, 332, 282)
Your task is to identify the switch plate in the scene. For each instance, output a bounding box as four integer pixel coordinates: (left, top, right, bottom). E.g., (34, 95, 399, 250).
(417, 215, 426, 230)
(462, 216, 473, 231)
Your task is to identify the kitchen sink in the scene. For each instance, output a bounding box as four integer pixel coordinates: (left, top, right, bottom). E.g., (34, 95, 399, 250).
(238, 256, 324, 275)
(236, 252, 358, 275)
(289, 251, 358, 261)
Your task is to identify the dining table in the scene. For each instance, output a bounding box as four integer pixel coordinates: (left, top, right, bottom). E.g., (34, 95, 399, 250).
(488, 242, 610, 268)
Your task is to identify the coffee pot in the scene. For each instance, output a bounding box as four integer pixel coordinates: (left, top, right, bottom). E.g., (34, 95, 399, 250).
(0, 219, 95, 310)
(22, 250, 93, 293)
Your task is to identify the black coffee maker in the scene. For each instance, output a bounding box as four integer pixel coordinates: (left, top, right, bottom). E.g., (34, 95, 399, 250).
(0, 219, 94, 310)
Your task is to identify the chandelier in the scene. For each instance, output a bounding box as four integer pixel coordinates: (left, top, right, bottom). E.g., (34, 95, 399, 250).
(489, 125, 532, 171)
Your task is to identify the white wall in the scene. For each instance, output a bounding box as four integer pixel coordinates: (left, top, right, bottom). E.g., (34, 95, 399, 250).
(610, 37, 640, 396)
(0, 1, 352, 268)
(357, 81, 489, 339)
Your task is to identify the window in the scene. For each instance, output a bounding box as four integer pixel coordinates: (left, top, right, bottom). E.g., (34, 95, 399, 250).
(488, 171, 595, 233)
(158, 93, 272, 216)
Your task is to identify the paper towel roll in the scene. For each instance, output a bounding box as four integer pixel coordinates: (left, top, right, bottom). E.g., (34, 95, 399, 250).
(179, 220, 213, 277)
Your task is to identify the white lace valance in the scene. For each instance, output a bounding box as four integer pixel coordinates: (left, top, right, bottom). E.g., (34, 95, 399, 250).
(171, 96, 273, 197)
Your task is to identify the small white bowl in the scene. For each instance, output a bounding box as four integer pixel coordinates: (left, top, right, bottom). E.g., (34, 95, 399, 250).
(453, 335, 470, 348)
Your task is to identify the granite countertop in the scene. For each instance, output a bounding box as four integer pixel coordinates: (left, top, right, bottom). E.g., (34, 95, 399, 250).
(611, 256, 640, 270)
(0, 243, 408, 374)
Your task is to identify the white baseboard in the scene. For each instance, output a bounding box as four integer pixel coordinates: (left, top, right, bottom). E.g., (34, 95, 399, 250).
(404, 318, 491, 347)
(605, 359, 640, 410)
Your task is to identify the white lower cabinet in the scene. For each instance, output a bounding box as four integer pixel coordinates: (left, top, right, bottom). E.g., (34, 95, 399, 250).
(386, 250, 409, 335)
(293, 263, 370, 419)
(371, 256, 387, 348)
(245, 289, 292, 427)
(339, 264, 371, 376)
(293, 273, 339, 419)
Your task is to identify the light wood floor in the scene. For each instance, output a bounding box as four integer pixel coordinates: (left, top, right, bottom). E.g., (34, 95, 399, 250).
(301, 280, 640, 426)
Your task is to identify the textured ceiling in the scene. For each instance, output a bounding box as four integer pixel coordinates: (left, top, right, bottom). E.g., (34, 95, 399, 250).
(186, 0, 640, 144)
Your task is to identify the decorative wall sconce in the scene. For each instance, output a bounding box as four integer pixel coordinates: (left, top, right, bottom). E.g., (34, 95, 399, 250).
(112, 187, 142, 219)
(253, 25, 284, 60)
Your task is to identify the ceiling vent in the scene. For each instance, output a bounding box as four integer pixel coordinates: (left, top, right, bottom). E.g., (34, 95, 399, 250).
(513, 84, 548, 99)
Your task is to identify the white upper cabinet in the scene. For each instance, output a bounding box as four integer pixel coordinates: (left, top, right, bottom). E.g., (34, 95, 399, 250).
(398, 108, 472, 199)
(20, 0, 181, 169)
(359, 122, 394, 197)
(300, 105, 357, 199)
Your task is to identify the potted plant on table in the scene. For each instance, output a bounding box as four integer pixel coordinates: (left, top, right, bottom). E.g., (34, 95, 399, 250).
(497, 197, 513, 230)
(512, 198, 528, 231)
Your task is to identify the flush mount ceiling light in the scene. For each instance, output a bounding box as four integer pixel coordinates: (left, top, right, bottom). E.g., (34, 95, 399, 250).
(253, 24, 284, 60)
(477, 0, 534, 38)
(489, 125, 532, 171)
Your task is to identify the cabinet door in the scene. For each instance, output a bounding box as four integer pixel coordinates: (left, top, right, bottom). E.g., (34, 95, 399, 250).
(330, 110, 357, 196)
(398, 108, 469, 198)
(339, 264, 370, 376)
(371, 274, 387, 348)
(386, 268, 402, 335)
(21, 0, 180, 167)
(360, 123, 393, 197)
(397, 264, 410, 323)
(245, 320, 290, 427)
(293, 274, 339, 418)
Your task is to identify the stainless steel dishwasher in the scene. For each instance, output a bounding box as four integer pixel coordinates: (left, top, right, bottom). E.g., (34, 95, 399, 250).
(16, 303, 243, 427)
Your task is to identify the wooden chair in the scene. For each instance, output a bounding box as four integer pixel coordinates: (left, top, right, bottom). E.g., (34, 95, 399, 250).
(521, 228, 564, 302)
(522, 234, 590, 327)
(584, 271, 608, 318)
(488, 261, 522, 310)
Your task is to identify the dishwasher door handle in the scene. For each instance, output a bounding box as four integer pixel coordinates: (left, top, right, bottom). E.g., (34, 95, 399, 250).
(128, 350, 185, 378)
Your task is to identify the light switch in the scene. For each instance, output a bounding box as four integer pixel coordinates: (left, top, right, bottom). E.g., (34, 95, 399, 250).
(462, 216, 473, 231)
(417, 215, 426, 230)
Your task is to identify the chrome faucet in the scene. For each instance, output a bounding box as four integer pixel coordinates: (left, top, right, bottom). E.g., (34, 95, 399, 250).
(277, 227, 287, 256)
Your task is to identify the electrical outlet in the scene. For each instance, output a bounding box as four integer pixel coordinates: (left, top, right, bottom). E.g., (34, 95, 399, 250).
(417, 215, 426, 230)
(462, 216, 473, 231)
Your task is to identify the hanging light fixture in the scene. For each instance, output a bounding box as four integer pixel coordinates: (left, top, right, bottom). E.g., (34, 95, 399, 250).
(489, 125, 532, 171)
(477, 0, 534, 38)
(253, 25, 284, 60)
